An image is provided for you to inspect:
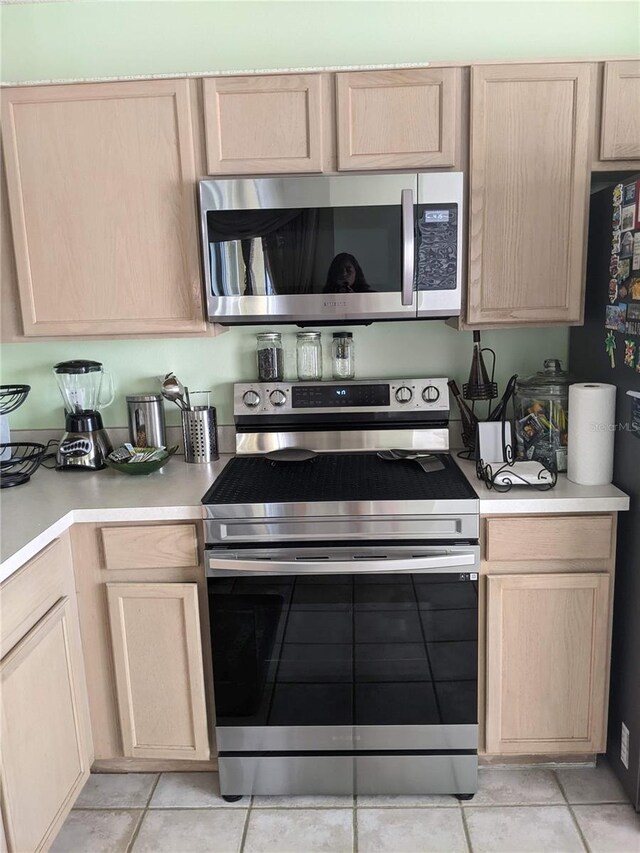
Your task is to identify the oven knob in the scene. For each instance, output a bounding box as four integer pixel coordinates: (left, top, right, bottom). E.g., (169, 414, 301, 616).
(395, 386, 413, 404)
(269, 389, 287, 407)
(422, 385, 440, 403)
(242, 390, 261, 408)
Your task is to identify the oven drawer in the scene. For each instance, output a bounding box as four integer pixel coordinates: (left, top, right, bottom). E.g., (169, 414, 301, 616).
(218, 754, 477, 796)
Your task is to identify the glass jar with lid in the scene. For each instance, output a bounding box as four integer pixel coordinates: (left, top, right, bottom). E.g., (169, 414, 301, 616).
(296, 331, 323, 381)
(332, 332, 355, 380)
(514, 358, 572, 472)
(256, 332, 283, 382)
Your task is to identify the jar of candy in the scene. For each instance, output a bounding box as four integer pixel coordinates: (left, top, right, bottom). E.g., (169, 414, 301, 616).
(514, 359, 572, 472)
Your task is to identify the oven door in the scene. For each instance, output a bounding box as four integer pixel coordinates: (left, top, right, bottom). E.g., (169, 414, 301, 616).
(205, 545, 478, 754)
(199, 174, 418, 324)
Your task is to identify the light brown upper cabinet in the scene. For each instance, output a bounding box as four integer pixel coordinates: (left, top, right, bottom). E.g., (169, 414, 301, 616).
(600, 60, 640, 160)
(467, 63, 594, 326)
(203, 74, 324, 174)
(336, 68, 461, 170)
(485, 572, 610, 754)
(1, 79, 205, 337)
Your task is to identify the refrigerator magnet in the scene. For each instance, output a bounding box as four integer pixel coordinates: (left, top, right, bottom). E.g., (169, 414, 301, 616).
(605, 331, 617, 368)
(632, 233, 640, 271)
(613, 206, 622, 227)
(609, 279, 619, 303)
(612, 229, 622, 254)
(622, 204, 636, 232)
(630, 278, 640, 301)
(623, 182, 636, 204)
(626, 319, 640, 336)
(606, 303, 627, 332)
(610, 255, 620, 278)
(613, 183, 624, 206)
(621, 231, 634, 258)
(619, 257, 631, 281)
(627, 303, 640, 321)
(624, 339, 637, 368)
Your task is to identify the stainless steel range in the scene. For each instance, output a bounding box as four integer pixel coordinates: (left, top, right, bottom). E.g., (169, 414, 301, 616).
(202, 378, 479, 800)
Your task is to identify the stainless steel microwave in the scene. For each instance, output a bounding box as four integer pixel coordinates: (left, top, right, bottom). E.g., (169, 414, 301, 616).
(198, 173, 463, 324)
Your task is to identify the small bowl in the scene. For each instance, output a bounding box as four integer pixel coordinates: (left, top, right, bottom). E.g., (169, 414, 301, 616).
(105, 445, 178, 475)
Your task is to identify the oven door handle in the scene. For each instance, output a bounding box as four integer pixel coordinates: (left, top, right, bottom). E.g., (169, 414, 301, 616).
(206, 552, 477, 577)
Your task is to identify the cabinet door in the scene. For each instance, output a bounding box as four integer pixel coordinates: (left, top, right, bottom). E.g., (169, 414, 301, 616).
(468, 63, 594, 326)
(486, 573, 610, 754)
(2, 80, 205, 336)
(601, 61, 640, 160)
(203, 74, 323, 174)
(1, 597, 92, 853)
(106, 582, 209, 760)
(336, 68, 461, 170)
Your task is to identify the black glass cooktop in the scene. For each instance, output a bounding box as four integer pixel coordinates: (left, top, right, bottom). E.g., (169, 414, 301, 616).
(202, 453, 477, 505)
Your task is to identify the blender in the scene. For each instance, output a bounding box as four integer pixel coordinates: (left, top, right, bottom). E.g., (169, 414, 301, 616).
(54, 360, 114, 470)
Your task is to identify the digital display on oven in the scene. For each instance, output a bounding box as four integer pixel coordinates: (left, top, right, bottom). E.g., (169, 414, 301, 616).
(292, 384, 390, 408)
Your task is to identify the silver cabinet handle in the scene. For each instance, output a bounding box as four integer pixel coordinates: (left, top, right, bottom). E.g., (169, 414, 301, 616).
(207, 552, 476, 576)
(401, 188, 415, 307)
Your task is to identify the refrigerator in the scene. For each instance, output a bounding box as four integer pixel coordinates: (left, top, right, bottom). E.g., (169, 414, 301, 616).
(570, 174, 640, 811)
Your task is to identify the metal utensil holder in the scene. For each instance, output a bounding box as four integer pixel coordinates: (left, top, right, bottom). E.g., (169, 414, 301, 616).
(181, 406, 218, 463)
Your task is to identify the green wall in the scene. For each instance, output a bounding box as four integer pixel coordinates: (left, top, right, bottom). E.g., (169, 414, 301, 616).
(0, 325, 569, 430)
(0, 1, 632, 429)
(2, 1, 638, 83)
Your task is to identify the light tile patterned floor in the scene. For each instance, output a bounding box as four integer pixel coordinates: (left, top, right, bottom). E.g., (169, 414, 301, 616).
(51, 760, 640, 853)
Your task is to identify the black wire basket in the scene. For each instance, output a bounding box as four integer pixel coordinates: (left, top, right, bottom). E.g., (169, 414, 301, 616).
(0, 442, 46, 488)
(0, 385, 31, 416)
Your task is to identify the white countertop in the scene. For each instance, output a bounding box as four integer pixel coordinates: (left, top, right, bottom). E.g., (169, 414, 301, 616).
(455, 459, 630, 516)
(0, 454, 630, 583)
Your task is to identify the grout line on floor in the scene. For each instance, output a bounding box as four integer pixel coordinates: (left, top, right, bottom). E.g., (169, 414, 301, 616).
(460, 804, 474, 853)
(565, 802, 593, 853)
(144, 773, 162, 809)
(553, 769, 571, 806)
(352, 803, 358, 853)
(124, 808, 146, 853)
(238, 804, 252, 853)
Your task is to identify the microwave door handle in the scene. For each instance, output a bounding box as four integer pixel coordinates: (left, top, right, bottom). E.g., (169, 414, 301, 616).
(206, 552, 476, 577)
(401, 188, 415, 307)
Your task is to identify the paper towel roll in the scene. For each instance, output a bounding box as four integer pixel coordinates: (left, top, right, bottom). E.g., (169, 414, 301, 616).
(567, 383, 617, 485)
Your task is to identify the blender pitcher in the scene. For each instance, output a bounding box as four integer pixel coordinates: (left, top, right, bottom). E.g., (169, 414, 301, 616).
(53, 360, 114, 471)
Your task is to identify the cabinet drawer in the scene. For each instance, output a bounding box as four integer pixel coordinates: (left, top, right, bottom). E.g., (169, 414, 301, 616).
(101, 524, 199, 570)
(485, 515, 614, 563)
(0, 538, 68, 656)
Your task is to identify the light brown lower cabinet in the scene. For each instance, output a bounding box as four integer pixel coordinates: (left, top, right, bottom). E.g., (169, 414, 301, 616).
(106, 582, 210, 760)
(0, 597, 93, 852)
(485, 572, 610, 755)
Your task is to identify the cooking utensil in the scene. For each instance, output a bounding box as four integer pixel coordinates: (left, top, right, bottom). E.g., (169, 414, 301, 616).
(162, 373, 189, 411)
(377, 450, 445, 473)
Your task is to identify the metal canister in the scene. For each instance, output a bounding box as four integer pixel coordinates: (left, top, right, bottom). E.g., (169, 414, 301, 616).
(181, 406, 218, 463)
(126, 394, 166, 448)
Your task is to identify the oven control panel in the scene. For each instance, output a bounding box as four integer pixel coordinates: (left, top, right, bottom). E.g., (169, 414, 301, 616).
(234, 378, 450, 416)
